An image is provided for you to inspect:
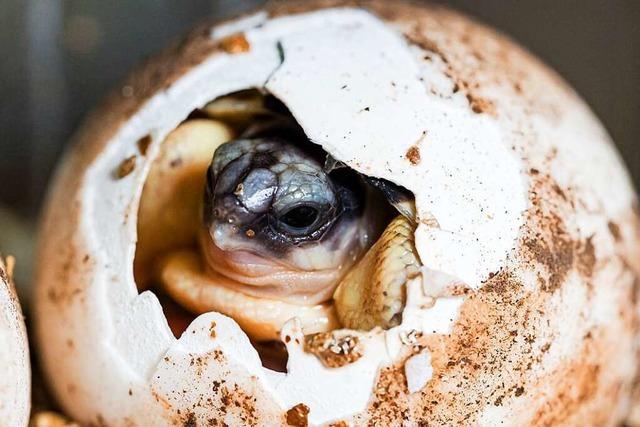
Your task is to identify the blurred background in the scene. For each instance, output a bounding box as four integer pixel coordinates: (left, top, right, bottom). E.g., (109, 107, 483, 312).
(0, 0, 639, 292)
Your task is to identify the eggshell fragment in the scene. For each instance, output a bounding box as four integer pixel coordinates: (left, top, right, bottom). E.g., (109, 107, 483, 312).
(34, 1, 640, 425)
(0, 257, 30, 426)
(405, 350, 433, 393)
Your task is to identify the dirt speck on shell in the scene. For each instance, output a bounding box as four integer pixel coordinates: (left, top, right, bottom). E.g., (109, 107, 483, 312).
(115, 155, 137, 179)
(182, 412, 196, 427)
(137, 134, 152, 155)
(286, 403, 310, 427)
(405, 146, 421, 165)
(218, 33, 251, 54)
(608, 221, 622, 242)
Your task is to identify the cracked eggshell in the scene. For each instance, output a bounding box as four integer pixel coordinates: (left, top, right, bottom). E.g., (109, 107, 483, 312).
(0, 258, 30, 426)
(34, 1, 640, 425)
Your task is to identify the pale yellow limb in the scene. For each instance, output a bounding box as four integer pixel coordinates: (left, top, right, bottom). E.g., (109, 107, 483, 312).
(201, 90, 275, 129)
(135, 119, 233, 287)
(333, 215, 421, 331)
(158, 250, 339, 342)
(30, 412, 79, 427)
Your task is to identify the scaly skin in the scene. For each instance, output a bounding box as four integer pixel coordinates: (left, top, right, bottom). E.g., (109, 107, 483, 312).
(333, 215, 421, 330)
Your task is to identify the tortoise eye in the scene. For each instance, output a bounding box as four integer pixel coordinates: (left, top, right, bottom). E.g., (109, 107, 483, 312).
(279, 205, 320, 230)
(274, 203, 328, 238)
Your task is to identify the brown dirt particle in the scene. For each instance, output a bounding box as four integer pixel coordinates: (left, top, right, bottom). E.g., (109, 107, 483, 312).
(304, 332, 363, 368)
(137, 134, 152, 155)
(210, 321, 217, 338)
(218, 33, 250, 54)
(607, 221, 622, 242)
(115, 155, 137, 179)
(552, 183, 567, 201)
(405, 146, 421, 165)
(577, 236, 596, 278)
(481, 269, 519, 294)
(466, 93, 495, 115)
(523, 229, 574, 293)
(183, 411, 197, 427)
(286, 403, 310, 427)
(403, 33, 449, 65)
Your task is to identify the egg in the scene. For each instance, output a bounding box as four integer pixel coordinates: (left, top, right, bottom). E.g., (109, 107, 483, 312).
(0, 257, 30, 426)
(34, 1, 640, 425)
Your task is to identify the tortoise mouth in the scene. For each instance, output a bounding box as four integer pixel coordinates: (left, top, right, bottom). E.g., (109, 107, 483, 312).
(198, 229, 346, 305)
(133, 89, 413, 371)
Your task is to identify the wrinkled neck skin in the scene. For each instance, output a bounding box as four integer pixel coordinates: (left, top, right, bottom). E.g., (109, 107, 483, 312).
(200, 137, 376, 305)
(199, 211, 372, 305)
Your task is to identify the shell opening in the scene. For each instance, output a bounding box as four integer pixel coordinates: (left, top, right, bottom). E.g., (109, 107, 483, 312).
(134, 89, 417, 370)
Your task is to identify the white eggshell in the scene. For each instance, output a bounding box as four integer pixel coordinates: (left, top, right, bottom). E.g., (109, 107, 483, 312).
(0, 258, 30, 426)
(34, 1, 640, 425)
(405, 350, 433, 394)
